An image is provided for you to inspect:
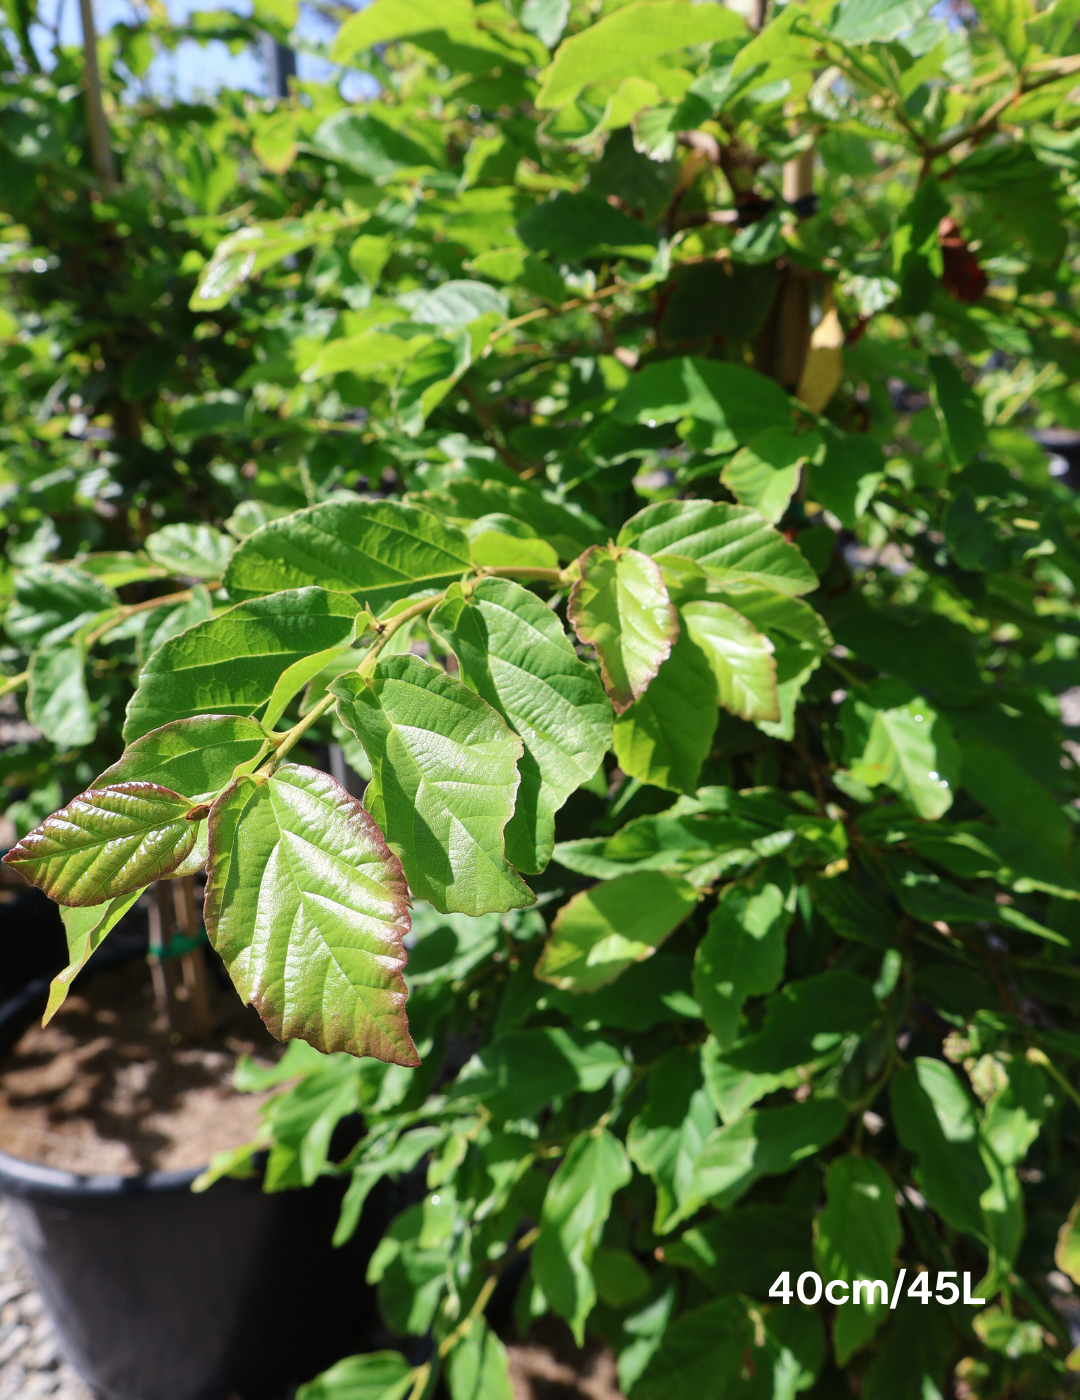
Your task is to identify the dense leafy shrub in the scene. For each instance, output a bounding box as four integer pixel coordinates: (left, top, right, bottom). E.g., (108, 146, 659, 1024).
(6, 0, 1080, 1396)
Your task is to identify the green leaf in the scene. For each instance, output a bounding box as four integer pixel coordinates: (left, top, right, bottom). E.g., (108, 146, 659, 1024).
(27, 643, 95, 748)
(296, 1351, 415, 1400)
(450, 1027, 624, 1119)
(204, 763, 418, 1064)
(956, 731, 1072, 856)
(3, 783, 201, 905)
(612, 358, 791, 451)
(689, 1097, 848, 1210)
(447, 1319, 514, 1400)
(410, 279, 508, 328)
(693, 861, 795, 1051)
(890, 1058, 988, 1237)
(225, 499, 471, 610)
(635, 1296, 824, 1400)
(517, 192, 658, 262)
(806, 433, 885, 530)
(723, 587, 832, 740)
(533, 1128, 631, 1345)
(612, 628, 717, 794)
(830, 0, 934, 43)
(663, 1204, 813, 1296)
(811, 876, 897, 949)
(394, 331, 472, 436)
(367, 1199, 453, 1335)
(814, 1155, 901, 1364)
(928, 355, 985, 470)
(430, 578, 612, 872)
(310, 111, 437, 183)
(138, 587, 214, 666)
(568, 544, 677, 714)
(536, 0, 744, 108)
(467, 525, 560, 572)
(721, 427, 822, 524)
(124, 588, 361, 741)
(619, 500, 817, 596)
(552, 799, 776, 885)
(861, 1301, 954, 1400)
(5, 564, 117, 649)
(722, 970, 878, 1077)
(628, 1046, 717, 1233)
(680, 600, 779, 723)
(46, 891, 142, 1024)
(535, 870, 697, 991)
(1056, 1198, 1080, 1286)
(545, 953, 699, 1034)
(331, 0, 474, 62)
(143, 524, 234, 581)
(841, 680, 959, 820)
(95, 715, 269, 804)
(409, 477, 603, 561)
(332, 655, 534, 916)
(829, 601, 983, 706)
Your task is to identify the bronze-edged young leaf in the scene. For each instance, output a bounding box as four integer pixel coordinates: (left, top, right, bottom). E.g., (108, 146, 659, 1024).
(332, 655, 534, 917)
(535, 870, 698, 991)
(95, 715, 270, 804)
(2, 783, 201, 905)
(47, 891, 142, 1024)
(429, 578, 612, 874)
(204, 762, 417, 1065)
(568, 543, 678, 714)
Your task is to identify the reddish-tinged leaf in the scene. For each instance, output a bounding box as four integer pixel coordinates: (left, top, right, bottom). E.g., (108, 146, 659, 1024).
(204, 762, 418, 1065)
(2, 783, 200, 906)
(568, 544, 678, 714)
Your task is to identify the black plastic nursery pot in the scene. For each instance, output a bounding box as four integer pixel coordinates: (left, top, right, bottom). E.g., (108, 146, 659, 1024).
(0, 949, 389, 1400)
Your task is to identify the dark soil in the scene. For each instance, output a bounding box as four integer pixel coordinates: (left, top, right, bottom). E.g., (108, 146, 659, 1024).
(0, 955, 282, 1176)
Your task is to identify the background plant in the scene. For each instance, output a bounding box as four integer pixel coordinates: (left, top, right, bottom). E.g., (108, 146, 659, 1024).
(5, 0, 1080, 1397)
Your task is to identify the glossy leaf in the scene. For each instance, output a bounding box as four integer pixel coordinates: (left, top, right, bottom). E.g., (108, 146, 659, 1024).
(814, 1155, 901, 1363)
(296, 1352, 415, 1400)
(430, 577, 612, 872)
(124, 588, 361, 741)
(204, 763, 417, 1064)
(612, 358, 791, 452)
(721, 427, 822, 524)
(533, 1128, 631, 1345)
(96, 715, 269, 804)
(613, 628, 717, 794)
(568, 544, 677, 714)
(842, 680, 959, 820)
(724, 587, 832, 740)
(693, 861, 795, 1050)
(225, 498, 471, 611)
(3, 783, 200, 905)
(535, 870, 697, 991)
(680, 599, 779, 723)
(332, 655, 534, 916)
(619, 500, 818, 596)
(537, 0, 744, 108)
(143, 523, 233, 581)
(46, 891, 142, 1025)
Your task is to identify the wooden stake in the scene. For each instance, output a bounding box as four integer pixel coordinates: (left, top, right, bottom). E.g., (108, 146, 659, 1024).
(146, 884, 172, 1030)
(77, 0, 117, 187)
(173, 876, 212, 1039)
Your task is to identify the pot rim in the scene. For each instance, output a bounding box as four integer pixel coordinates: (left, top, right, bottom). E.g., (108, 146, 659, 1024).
(0, 948, 258, 1202)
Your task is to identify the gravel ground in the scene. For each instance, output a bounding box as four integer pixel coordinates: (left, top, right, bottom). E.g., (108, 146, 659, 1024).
(0, 1205, 95, 1400)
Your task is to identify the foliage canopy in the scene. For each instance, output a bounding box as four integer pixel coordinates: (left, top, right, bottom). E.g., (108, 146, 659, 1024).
(4, 0, 1080, 1396)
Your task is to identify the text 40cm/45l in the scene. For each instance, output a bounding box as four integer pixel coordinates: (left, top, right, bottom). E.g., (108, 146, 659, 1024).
(770, 1271, 987, 1307)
